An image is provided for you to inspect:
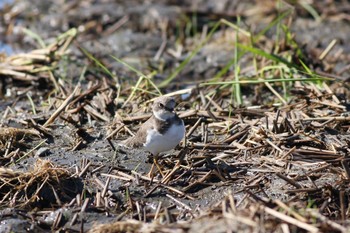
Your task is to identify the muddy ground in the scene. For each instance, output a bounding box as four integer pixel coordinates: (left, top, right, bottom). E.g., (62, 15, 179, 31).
(1, 0, 350, 232)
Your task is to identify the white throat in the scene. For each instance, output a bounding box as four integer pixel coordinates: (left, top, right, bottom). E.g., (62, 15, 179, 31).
(153, 110, 175, 121)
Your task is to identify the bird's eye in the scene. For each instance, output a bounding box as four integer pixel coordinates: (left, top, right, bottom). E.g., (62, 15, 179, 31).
(159, 103, 164, 108)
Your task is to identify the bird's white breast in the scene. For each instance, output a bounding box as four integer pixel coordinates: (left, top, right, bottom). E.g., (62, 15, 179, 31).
(144, 121, 185, 155)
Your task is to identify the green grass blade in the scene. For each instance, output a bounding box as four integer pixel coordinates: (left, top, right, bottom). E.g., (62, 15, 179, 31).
(220, 19, 251, 37)
(78, 65, 88, 83)
(80, 47, 116, 80)
(26, 93, 37, 115)
(201, 77, 331, 86)
(22, 28, 46, 48)
(110, 55, 162, 96)
(111, 54, 162, 106)
(233, 16, 242, 106)
(254, 9, 292, 43)
(123, 76, 145, 108)
(213, 58, 235, 81)
(298, 59, 312, 75)
(57, 28, 77, 41)
(158, 20, 222, 88)
(110, 55, 147, 78)
(237, 43, 298, 69)
(299, 2, 321, 22)
(132, 87, 159, 96)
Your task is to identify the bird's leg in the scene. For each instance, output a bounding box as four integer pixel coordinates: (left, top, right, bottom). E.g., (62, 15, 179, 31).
(147, 163, 155, 178)
(153, 155, 164, 177)
(147, 154, 164, 178)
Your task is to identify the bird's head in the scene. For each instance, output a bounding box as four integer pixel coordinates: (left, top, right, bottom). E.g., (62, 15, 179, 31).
(152, 96, 177, 120)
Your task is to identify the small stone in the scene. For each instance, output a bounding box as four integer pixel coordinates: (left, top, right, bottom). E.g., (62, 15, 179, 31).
(35, 147, 50, 157)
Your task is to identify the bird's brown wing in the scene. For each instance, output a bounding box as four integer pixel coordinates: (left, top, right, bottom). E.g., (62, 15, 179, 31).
(121, 114, 182, 148)
(122, 116, 155, 148)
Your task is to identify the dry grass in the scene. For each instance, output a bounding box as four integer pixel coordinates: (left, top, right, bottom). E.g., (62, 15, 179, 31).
(0, 159, 80, 208)
(1, 0, 350, 232)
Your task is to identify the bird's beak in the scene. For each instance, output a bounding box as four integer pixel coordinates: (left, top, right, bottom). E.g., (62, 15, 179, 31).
(165, 106, 174, 112)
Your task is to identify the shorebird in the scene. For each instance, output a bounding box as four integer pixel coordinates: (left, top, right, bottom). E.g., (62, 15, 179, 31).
(121, 96, 185, 176)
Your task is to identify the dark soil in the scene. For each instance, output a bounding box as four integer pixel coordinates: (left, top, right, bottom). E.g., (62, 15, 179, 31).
(1, 0, 350, 232)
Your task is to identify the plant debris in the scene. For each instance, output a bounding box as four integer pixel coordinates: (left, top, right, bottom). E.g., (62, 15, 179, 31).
(0, 159, 81, 208)
(1, 0, 350, 232)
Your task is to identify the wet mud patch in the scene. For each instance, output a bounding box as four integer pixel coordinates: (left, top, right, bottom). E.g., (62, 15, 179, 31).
(1, 0, 350, 232)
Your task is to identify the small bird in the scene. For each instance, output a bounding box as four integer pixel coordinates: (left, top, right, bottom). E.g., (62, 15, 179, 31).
(122, 96, 185, 174)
